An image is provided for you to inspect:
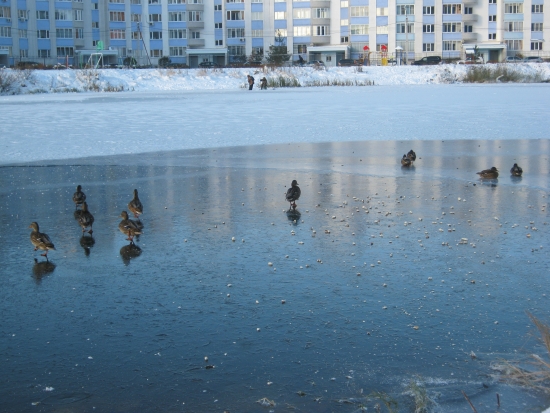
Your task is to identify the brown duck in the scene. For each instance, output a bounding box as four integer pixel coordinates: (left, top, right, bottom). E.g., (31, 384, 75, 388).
(29, 222, 55, 260)
(77, 202, 95, 234)
(119, 211, 143, 242)
(477, 167, 499, 179)
(128, 189, 143, 220)
(72, 185, 86, 209)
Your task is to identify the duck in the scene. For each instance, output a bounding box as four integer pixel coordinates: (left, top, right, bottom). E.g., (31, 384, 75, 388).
(286, 180, 301, 211)
(29, 222, 55, 260)
(401, 154, 412, 167)
(407, 149, 416, 162)
(72, 185, 86, 209)
(119, 211, 143, 242)
(77, 202, 95, 234)
(510, 163, 523, 177)
(128, 189, 143, 220)
(477, 167, 499, 179)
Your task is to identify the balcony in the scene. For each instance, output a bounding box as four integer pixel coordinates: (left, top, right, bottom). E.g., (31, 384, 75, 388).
(310, 0, 330, 7)
(186, 3, 204, 12)
(187, 38, 205, 48)
(187, 21, 204, 29)
(462, 32, 478, 41)
(462, 14, 479, 22)
(311, 17, 330, 26)
(463, 0, 478, 4)
(311, 36, 330, 45)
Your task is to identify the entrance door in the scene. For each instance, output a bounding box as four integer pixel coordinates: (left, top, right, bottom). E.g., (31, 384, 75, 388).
(189, 55, 199, 68)
(489, 50, 499, 63)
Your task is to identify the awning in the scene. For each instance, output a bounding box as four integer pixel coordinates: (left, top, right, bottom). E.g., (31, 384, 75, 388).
(465, 49, 475, 54)
(463, 43, 506, 50)
(307, 45, 349, 53)
(187, 48, 227, 55)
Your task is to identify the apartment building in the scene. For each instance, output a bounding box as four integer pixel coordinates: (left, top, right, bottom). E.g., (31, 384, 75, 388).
(0, 0, 548, 67)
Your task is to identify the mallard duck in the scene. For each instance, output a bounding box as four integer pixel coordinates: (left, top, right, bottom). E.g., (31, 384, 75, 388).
(286, 180, 301, 211)
(401, 154, 412, 167)
(477, 167, 499, 179)
(119, 211, 142, 242)
(407, 149, 416, 161)
(29, 222, 55, 260)
(72, 185, 86, 209)
(128, 189, 143, 220)
(510, 163, 523, 176)
(77, 202, 95, 234)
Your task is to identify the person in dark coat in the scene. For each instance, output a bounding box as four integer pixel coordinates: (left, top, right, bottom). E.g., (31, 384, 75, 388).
(260, 77, 267, 90)
(247, 74, 254, 90)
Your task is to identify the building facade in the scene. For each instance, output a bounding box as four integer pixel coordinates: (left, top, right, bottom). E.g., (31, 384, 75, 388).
(0, 0, 548, 67)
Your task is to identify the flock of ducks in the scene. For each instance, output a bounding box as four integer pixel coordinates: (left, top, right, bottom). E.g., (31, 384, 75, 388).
(400, 149, 523, 182)
(29, 186, 145, 261)
(29, 157, 524, 262)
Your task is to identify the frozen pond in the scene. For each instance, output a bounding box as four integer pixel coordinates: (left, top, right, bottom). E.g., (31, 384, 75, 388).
(1, 86, 550, 412)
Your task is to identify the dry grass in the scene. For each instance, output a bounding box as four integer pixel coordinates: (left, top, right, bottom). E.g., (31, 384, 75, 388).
(463, 64, 548, 83)
(406, 378, 435, 413)
(493, 312, 550, 392)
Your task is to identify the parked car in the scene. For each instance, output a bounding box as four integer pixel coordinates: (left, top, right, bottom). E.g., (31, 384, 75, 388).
(306, 60, 325, 67)
(166, 63, 189, 68)
(16, 61, 41, 69)
(338, 58, 357, 67)
(456, 56, 484, 65)
(413, 56, 442, 65)
(523, 56, 544, 63)
(505, 56, 522, 63)
(244, 60, 263, 67)
(198, 61, 220, 68)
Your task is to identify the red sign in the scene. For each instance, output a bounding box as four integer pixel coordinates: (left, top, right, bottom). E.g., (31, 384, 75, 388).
(381, 45, 388, 51)
(363, 45, 369, 51)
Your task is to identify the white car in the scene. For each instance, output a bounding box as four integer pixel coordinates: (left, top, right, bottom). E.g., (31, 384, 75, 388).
(523, 56, 544, 63)
(456, 56, 484, 65)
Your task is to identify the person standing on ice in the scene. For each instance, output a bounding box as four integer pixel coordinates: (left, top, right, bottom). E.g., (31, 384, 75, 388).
(247, 75, 255, 90)
(260, 77, 267, 90)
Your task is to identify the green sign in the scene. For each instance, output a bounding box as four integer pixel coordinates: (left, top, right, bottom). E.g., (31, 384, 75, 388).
(96, 41, 104, 51)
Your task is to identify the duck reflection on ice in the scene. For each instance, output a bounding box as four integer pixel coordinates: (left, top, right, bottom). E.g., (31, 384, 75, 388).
(120, 243, 142, 265)
(80, 235, 95, 256)
(32, 258, 56, 281)
(286, 209, 301, 224)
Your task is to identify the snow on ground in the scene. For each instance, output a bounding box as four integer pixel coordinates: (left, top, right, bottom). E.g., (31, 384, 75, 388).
(1, 63, 550, 95)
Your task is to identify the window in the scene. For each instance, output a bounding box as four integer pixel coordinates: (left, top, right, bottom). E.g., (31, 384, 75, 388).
(169, 12, 184, 22)
(252, 46, 263, 55)
(169, 47, 185, 56)
(423, 24, 434, 33)
(0, 26, 11, 37)
(251, 29, 263, 37)
(274, 11, 286, 19)
(18, 9, 27, 20)
(251, 0, 262, 3)
(293, 26, 311, 36)
(92, 22, 99, 29)
(532, 23, 543, 31)
(55, 9, 72, 20)
(341, 1, 348, 7)
(489, 0, 496, 3)
(215, 39, 223, 45)
(131, 0, 141, 4)
(396, 5, 414, 15)
(488, 33, 496, 39)
(190, 31, 200, 39)
(56, 28, 73, 38)
(227, 28, 245, 38)
(376, 7, 387, 16)
(19, 29, 27, 39)
(423, 6, 434, 15)
(75, 28, 83, 39)
(37, 29, 49, 39)
(110, 0, 124, 3)
(396, 23, 414, 33)
(188, 11, 202, 21)
(110, 12, 125, 22)
(36, 10, 49, 20)
(341, 36, 348, 43)
(396, 40, 414, 51)
(169, 29, 186, 38)
(214, 5, 222, 11)
(489, 15, 497, 22)
(148, 0, 159, 3)
(464, 7, 473, 14)
(149, 14, 162, 22)
(504, 21, 523, 31)
(376, 25, 388, 34)
(532, 5, 543, 13)
(251, 11, 263, 20)
(293, 44, 307, 53)
(442, 40, 461, 50)
(189, 0, 203, 3)
(423, 43, 435, 52)
(150, 49, 162, 57)
(505, 39, 523, 50)
(226, 0, 244, 2)
(19, 48, 28, 57)
(443, 23, 461, 32)
(314, 25, 329, 36)
(313, 8, 329, 18)
(464, 25, 473, 33)
(375, 44, 387, 51)
(56, 47, 73, 56)
(74, 10, 83, 21)
(293, 9, 310, 18)
(531, 41, 543, 50)
(341, 19, 348, 26)
(149, 31, 162, 39)
(38, 49, 50, 58)
(228, 46, 245, 55)
(215, 23, 223, 29)
(350, 6, 368, 17)
(111, 29, 126, 39)
(131, 14, 141, 22)
(275, 29, 287, 37)
(443, 5, 461, 14)
(168, 0, 185, 3)
(350, 24, 368, 35)
(0, 7, 11, 18)
(226, 11, 244, 20)
(505, 3, 523, 14)
(132, 31, 140, 40)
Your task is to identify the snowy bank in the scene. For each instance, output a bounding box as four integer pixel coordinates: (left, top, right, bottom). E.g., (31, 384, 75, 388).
(1, 63, 550, 95)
